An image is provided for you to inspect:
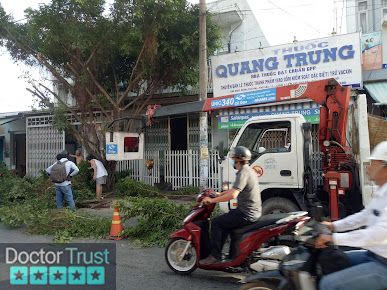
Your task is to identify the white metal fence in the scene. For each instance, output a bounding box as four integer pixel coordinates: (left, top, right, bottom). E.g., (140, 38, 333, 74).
(115, 149, 322, 191)
(116, 151, 160, 185)
(164, 150, 221, 190)
(116, 150, 221, 190)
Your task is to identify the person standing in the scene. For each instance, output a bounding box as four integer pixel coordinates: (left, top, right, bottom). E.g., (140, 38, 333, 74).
(46, 150, 79, 210)
(70, 149, 84, 165)
(86, 155, 108, 200)
(317, 141, 387, 290)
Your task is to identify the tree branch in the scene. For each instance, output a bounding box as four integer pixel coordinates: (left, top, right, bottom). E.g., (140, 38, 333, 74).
(85, 88, 113, 121)
(86, 67, 120, 110)
(122, 90, 145, 111)
(118, 42, 147, 104)
(66, 63, 80, 78)
(26, 87, 53, 109)
(37, 82, 82, 124)
(113, 67, 119, 100)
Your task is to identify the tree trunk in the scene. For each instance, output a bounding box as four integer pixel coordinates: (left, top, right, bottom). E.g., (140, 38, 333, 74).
(105, 160, 117, 191)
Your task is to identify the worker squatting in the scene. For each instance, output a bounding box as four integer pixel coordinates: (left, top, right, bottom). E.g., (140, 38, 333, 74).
(215, 44, 355, 78)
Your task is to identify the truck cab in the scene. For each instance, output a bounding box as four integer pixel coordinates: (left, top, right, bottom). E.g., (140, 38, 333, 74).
(220, 114, 310, 215)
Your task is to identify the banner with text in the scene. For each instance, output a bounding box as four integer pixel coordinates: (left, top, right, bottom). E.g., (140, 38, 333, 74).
(0, 243, 116, 290)
(211, 32, 362, 98)
(218, 108, 320, 129)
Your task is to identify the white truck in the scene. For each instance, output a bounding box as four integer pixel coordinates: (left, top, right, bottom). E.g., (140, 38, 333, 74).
(211, 79, 373, 219)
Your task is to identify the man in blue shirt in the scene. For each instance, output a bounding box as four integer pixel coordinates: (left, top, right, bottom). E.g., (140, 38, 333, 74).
(46, 151, 79, 209)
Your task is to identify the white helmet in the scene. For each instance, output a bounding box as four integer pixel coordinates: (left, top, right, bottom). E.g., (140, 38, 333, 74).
(369, 141, 387, 162)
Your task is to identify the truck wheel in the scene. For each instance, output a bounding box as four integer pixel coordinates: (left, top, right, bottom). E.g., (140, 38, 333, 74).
(262, 197, 299, 215)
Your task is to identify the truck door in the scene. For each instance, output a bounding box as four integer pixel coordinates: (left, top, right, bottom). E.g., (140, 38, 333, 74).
(236, 120, 299, 187)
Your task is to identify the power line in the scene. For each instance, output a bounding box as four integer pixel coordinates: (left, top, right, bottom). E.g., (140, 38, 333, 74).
(211, 3, 313, 12)
(210, 1, 387, 15)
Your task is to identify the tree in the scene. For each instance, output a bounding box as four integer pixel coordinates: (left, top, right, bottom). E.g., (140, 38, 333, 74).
(0, 0, 219, 187)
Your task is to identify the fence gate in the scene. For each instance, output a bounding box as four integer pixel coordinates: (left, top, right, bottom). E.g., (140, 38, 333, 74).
(26, 116, 65, 177)
(164, 150, 221, 190)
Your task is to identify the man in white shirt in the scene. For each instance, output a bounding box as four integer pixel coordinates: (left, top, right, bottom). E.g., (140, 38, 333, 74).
(46, 151, 79, 209)
(317, 141, 387, 290)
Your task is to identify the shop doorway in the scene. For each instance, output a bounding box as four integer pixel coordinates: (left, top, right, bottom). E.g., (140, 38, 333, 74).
(15, 134, 26, 176)
(170, 116, 187, 150)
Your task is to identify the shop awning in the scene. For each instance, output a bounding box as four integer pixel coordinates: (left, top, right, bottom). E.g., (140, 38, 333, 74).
(0, 117, 19, 125)
(153, 100, 205, 117)
(364, 82, 387, 104)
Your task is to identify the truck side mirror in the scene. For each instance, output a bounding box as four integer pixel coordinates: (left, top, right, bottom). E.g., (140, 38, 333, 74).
(258, 147, 266, 154)
(217, 142, 225, 160)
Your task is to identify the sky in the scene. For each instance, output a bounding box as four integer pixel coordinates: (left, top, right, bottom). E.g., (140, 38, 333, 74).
(0, 0, 344, 113)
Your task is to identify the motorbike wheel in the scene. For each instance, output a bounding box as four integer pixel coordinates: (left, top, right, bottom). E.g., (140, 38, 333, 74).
(165, 238, 197, 275)
(239, 281, 278, 290)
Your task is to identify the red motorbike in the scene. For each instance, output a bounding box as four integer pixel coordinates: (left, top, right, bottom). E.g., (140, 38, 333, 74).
(165, 188, 310, 274)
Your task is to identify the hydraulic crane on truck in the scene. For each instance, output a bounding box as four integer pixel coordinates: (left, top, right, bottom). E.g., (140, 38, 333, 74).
(277, 79, 362, 220)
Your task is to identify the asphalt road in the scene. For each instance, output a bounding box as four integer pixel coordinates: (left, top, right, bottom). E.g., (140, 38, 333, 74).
(0, 224, 244, 290)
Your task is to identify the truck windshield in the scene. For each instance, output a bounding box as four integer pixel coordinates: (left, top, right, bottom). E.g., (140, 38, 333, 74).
(237, 124, 263, 151)
(236, 121, 291, 158)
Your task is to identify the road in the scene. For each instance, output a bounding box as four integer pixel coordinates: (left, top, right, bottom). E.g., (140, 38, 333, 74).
(0, 224, 244, 290)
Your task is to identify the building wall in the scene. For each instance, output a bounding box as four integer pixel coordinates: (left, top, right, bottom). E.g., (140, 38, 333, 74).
(347, 0, 387, 33)
(347, 0, 387, 104)
(208, 0, 269, 54)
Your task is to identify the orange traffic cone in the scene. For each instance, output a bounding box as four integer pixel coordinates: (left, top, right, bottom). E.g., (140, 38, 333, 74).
(107, 207, 124, 240)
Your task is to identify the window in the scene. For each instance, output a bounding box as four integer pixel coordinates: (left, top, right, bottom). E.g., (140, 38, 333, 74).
(382, 0, 387, 20)
(123, 136, 139, 152)
(236, 125, 263, 151)
(358, 1, 367, 11)
(257, 129, 291, 153)
(358, 1, 368, 32)
(236, 121, 291, 160)
(359, 12, 367, 32)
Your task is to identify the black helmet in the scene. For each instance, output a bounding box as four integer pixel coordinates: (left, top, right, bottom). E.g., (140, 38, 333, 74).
(231, 146, 252, 161)
(57, 150, 69, 160)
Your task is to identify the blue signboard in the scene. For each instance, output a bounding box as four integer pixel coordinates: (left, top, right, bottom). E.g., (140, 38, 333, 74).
(106, 144, 118, 154)
(210, 88, 276, 110)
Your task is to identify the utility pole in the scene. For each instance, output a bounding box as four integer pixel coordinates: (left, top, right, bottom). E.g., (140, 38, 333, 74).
(199, 0, 209, 189)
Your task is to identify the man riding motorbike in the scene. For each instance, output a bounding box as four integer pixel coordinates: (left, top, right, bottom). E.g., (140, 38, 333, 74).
(316, 141, 387, 290)
(200, 146, 262, 264)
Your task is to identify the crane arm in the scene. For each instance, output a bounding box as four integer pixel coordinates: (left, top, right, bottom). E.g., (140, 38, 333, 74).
(276, 78, 351, 150)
